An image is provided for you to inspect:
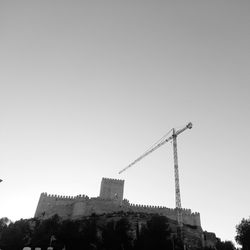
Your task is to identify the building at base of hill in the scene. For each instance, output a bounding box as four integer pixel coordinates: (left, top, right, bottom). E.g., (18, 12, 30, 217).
(35, 177, 201, 228)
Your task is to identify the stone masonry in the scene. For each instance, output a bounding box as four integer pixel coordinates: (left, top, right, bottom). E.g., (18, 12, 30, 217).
(35, 177, 201, 227)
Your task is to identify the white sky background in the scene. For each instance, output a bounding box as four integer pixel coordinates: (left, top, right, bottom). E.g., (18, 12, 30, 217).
(0, 0, 250, 244)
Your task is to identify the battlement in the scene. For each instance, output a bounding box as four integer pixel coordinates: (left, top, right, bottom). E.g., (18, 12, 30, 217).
(40, 192, 90, 201)
(41, 193, 74, 200)
(127, 202, 199, 216)
(129, 203, 167, 210)
(74, 194, 89, 200)
(102, 177, 125, 184)
(91, 197, 114, 201)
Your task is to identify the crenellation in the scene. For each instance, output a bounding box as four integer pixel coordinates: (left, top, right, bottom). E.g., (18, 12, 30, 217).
(182, 209, 191, 215)
(102, 177, 124, 183)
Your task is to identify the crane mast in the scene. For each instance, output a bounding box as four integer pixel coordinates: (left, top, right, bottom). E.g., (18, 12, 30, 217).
(118, 122, 192, 227)
(173, 129, 182, 226)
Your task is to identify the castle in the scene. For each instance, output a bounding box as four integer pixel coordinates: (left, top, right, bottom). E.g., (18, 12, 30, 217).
(35, 177, 201, 228)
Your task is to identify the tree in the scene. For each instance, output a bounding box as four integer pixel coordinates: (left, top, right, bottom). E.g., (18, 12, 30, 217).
(115, 218, 132, 250)
(31, 215, 62, 249)
(57, 219, 84, 250)
(236, 218, 250, 250)
(134, 215, 172, 250)
(0, 219, 32, 250)
(0, 217, 11, 238)
(102, 218, 132, 250)
(0, 218, 11, 249)
(216, 240, 236, 250)
(0, 217, 11, 229)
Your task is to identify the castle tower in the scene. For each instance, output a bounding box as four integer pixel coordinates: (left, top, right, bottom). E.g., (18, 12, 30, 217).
(99, 177, 124, 204)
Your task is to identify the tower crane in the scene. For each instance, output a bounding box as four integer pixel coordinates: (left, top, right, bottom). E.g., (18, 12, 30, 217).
(118, 122, 192, 227)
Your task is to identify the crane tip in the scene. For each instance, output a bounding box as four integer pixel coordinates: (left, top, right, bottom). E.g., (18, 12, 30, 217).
(187, 122, 193, 129)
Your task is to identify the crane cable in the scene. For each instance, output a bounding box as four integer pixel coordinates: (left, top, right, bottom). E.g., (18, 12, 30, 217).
(119, 129, 173, 174)
(142, 128, 173, 155)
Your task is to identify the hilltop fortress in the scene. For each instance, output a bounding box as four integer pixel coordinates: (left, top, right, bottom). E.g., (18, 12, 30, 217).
(35, 177, 201, 227)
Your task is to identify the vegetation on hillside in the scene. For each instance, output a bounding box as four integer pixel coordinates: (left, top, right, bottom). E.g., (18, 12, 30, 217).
(0, 213, 174, 250)
(0, 212, 240, 250)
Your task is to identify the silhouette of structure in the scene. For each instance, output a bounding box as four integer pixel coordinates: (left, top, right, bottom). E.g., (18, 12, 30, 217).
(35, 177, 201, 227)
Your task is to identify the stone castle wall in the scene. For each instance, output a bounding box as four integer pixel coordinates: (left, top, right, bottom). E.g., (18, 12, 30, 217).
(35, 178, 201, 227)
(35, 195, 201, 227)
(123, 202, 201, 227)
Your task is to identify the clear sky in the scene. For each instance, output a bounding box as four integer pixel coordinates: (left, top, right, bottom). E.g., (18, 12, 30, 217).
(0, 0, 249, 244)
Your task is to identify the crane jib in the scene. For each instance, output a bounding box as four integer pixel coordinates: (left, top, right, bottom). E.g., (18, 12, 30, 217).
(118, 122, 192, 175)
